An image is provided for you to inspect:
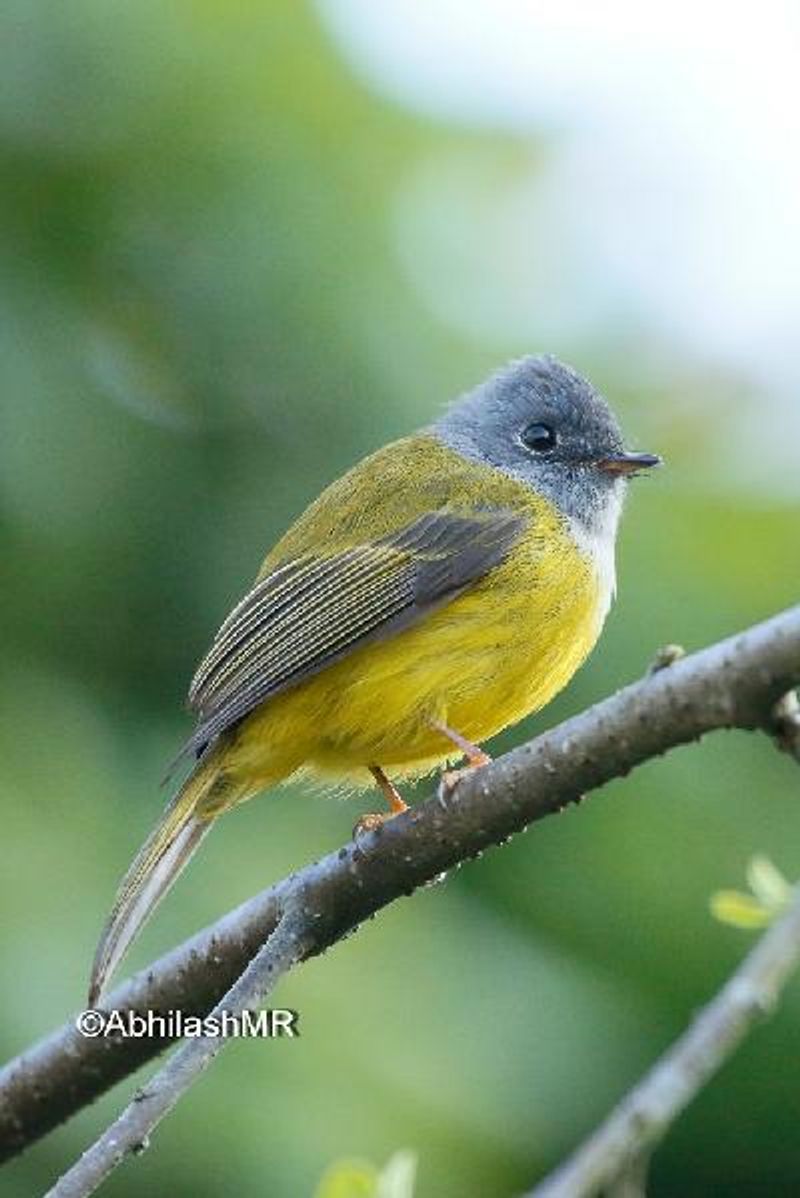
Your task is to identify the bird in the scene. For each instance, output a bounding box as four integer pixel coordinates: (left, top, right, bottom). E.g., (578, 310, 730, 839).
(88, 354, 660, 1004)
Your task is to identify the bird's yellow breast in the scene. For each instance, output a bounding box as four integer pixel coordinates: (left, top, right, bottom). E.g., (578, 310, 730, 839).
(227, 436, 608, 792)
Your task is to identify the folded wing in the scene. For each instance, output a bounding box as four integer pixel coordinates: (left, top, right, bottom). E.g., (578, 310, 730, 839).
(185, 508, 526, 758)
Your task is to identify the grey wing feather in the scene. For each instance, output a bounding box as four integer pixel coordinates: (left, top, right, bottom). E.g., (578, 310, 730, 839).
(183, 508, 526, 758)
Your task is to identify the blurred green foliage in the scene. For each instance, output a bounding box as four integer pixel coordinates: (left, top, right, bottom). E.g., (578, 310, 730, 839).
(315, 1151, 416, 1198)
(1, 4, 799, 1197)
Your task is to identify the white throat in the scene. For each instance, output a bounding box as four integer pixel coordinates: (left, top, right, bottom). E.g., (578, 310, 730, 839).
(568, 485, 624, 631)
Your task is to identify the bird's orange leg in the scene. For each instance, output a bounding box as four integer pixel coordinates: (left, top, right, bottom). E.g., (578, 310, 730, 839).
(431, 719, 492, 794)
(353, 765, 409, 838)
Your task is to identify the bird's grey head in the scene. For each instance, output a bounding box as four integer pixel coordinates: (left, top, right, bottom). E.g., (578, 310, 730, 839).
(432, 355, 659, 545)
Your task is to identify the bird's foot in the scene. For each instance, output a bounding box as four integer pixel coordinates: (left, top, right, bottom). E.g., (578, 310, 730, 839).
(430, 720, 492, 801)
(354, 766, 408, 839)
(438, 752, 493, 800)
(352, 810, 399, 839)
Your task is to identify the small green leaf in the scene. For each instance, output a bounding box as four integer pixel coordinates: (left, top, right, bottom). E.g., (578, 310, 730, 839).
(315, 1159, 380, 1198)
(377, 1151, 417, 1198)
(710, 857, 794, 931)
(315, 1152, 417, 1198)
(746, 856, 791, 911)
(710, 890, 773, 930)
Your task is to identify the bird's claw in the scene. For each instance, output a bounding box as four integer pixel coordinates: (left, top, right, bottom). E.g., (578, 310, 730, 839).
(437, 758, 490, 803)
(352, 811, 392, 839)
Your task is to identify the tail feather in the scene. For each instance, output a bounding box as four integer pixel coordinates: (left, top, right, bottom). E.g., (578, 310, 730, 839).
(88, 760, 224, 1006)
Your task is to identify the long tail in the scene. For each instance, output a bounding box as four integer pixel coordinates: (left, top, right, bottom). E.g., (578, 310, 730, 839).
(88, 756, 230, 1006)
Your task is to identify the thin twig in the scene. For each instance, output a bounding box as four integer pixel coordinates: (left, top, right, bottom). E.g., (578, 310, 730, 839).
(527, 885, 800, 1198)
(46, 907, 310, 1198)
(1, 604, 799, 1167)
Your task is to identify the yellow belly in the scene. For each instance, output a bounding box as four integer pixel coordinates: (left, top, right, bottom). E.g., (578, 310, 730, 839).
(226, 497, 605, 793)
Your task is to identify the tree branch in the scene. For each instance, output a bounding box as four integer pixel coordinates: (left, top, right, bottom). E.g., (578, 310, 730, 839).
(528, 883, 800, 1198)
(1, 604, 798, 1173)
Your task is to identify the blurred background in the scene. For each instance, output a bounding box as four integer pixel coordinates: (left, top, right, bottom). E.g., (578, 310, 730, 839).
(1, 2, 799, 1195)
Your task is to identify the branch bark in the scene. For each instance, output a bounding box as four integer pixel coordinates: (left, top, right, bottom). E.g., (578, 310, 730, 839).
(528, 883, 800, 1198)
(1, 604, 798, 1174)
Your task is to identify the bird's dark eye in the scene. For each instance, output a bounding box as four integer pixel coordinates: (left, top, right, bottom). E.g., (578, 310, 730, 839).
(520, 422, 556, 452)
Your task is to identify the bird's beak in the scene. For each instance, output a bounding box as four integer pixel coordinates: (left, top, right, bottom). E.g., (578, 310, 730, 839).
(596, 451, 662, 477)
